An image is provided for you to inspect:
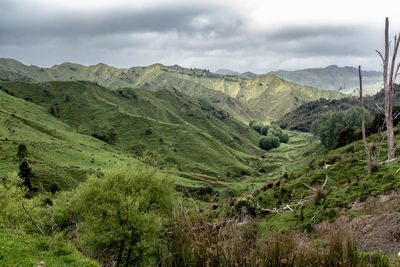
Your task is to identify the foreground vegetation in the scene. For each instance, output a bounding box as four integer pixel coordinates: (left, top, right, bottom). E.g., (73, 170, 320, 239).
(0, 77, 399, 266)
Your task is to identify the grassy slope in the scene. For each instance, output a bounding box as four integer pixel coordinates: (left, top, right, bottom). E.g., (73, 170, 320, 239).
(277, 84, 400, 131)
(240, 74, 343, 120)
(255, 126, 400, 236)
(0, 58, 344, 122)
(0, 89, 132, 191)
(217, 131, 322, 199)
(0, 81, 263, 179)
(0, 229, 99, 266)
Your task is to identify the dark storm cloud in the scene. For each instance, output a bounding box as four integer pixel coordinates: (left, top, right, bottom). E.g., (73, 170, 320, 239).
(0, 1, 242, 42)
(266, 25, 358, 40)
(0, 0, 384, 72)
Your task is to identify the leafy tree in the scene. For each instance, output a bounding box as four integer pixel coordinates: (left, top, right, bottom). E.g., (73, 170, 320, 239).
(249, 119, 272, 136)
(54, 163, 175, 266)
(251, 121, 264, 134)
(280, 132, 289, 143)
(17, 144, 28, 158)
(18, 161, 33, 191)
(311, 107, 372, 149)
(249, 119, 260, 128)
(91, 128, 117, 144)
(268, 125, 283, 139)
(261, 125, 269, 136)
(259, 136, 280, 151)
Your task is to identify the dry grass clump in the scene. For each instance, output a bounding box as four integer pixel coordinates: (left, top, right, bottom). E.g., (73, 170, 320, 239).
(158, 201, 391, 267)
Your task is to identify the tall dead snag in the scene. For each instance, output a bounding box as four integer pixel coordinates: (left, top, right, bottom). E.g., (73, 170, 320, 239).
(358, 66, 371, 173)
(377, 17, 400, 161)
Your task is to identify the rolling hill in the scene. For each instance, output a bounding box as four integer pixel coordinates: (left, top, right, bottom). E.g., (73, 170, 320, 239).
(270, 65, 382, 95)
(0, 58, 344, 121)
(276, 84, 400, 131)
(0, 81, 263, 181)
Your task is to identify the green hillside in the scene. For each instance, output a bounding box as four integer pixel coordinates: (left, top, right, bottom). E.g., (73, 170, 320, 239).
(0, 58, 344, 121)
(0, 81, 263, 179)
(0, 88, 133, 191)
(238, 74, 343, 120)
(277, 84, 400, 132)
(0, 229, 99, 266)
(270, 65, 382, 95)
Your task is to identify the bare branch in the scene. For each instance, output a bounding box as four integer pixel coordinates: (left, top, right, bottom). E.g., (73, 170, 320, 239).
(22, 202, 45, 236)
(376, 50, 385, 62)
(321, 175, 329, 189)
(394, 60, 400, 82)
(359, 65, 372, 173)
(311, 212, 317, 221)
(303, 183, 316, 191)
(389, 33, 400, 89)
(375, 103, 384, 113)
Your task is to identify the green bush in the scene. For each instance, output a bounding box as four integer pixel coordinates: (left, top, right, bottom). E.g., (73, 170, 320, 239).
(53, 163, 175, 266)
(267, 125, 283, 139)
(259, 136, 280, 151)
(311, 106, 372, 149)
(17, 144, 28, 159)
(280, 132, 289, 143)
(0, 173, 27, 228)
(248, 119, 260, 128)
(261, 125, 269, 135)
(249, 119, 269, 135)
(18, 161, 33, 191)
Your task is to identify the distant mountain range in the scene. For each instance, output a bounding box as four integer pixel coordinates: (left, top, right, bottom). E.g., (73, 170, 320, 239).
(0, 58, 344, 121)
(270, 65, 383, 95)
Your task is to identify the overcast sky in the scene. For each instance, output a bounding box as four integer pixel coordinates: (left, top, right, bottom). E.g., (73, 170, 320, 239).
(1, 0, 400, 73)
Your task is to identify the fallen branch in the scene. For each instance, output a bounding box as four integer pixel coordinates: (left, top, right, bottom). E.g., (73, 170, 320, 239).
(260, 200, 307, 214)
(303, 183, 316, 191)
(378, 157, 398, 165)
(322, 175, 329, 190)
(22, 202, 45, 236)
(311, 212, 317, 221)
(304, 175, 328, 191)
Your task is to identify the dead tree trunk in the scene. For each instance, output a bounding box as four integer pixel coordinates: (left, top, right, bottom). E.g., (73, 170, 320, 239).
(377, 17, 400, 161)
(359, 66, 371, 173)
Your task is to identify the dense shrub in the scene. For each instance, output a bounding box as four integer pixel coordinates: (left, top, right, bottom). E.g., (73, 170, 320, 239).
(0, 86, 14, 96)
(18, 161, 33, 191)
(311, 106, 372, 149)
(17, 144, 28, 158)
(48, 105, 59, 117)
(249, 120, 289, 144)
(259, 136, 280, 151)
(0, 173, 27, 228)
(91, 128, 117, 144)
(280, 132, 289, 143)
(366, 103, 400, 134)
(249, 119, 264, 134)
(53, 163, 175, 266)
(268, 125, 282, 138)
(260, 125, 269, 135)
(334, 128, 361, 148)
